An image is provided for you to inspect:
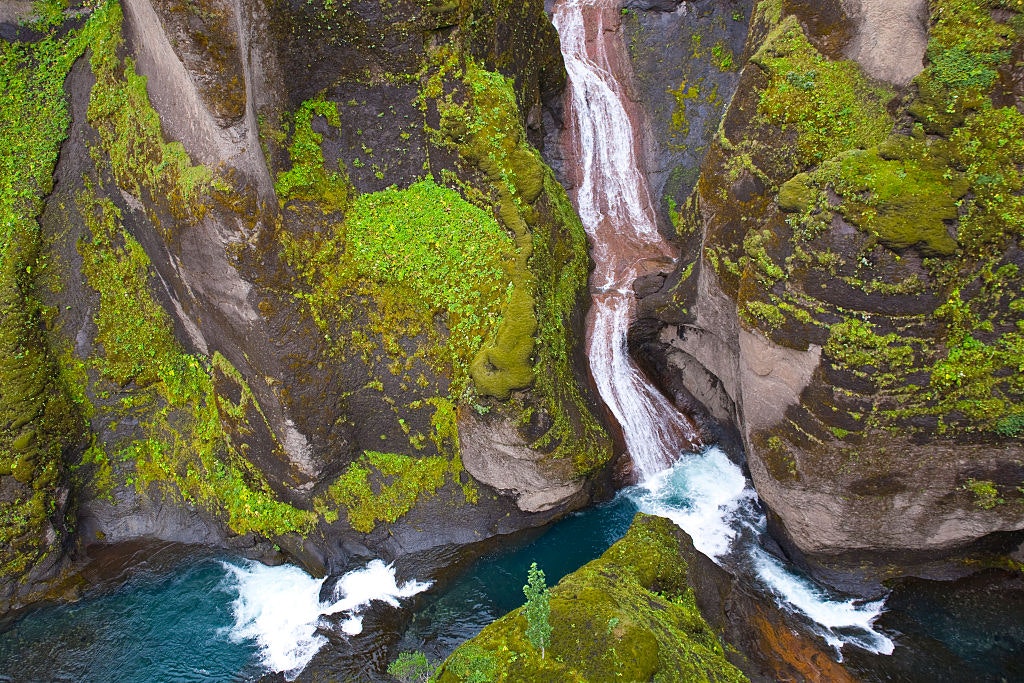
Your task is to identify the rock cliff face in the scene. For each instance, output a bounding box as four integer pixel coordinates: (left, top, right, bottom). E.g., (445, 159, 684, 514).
(0, 0, 614, 611)
(631, 0, 1024, 573)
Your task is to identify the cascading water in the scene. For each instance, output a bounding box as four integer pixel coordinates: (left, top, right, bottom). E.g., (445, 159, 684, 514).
(552, 0, 894, 655)
(224, 559, 432, 680)
(554, 0, 699, 479)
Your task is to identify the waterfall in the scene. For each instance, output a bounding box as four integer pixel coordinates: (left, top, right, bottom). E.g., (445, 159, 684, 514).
(552, 0, 894, 655)
(553, 0, 699, 480)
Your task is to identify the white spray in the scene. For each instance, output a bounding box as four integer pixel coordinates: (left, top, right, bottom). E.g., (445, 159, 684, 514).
(223, 559, 431, 680)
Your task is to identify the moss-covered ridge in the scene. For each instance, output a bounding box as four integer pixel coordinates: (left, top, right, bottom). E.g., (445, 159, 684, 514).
(272, 38, 610, 522)
(435, 514, 748, 683)
(731, 0, 1024, 440)
(639, 0, 1024, 561)
(0, 3, 94, 592)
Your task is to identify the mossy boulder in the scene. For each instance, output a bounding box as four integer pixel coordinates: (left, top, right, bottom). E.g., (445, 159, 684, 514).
(435, 514, 748, 683)
(777, 172, 815, 213)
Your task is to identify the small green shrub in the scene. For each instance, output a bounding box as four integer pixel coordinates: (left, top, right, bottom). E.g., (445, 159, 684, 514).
(965, 478, 1004, 510)
(523, 562, 552, 659)
(387, 651, 434, 683)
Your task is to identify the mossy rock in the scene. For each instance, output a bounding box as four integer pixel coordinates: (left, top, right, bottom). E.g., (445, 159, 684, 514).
(471, 288, 537, 400)
(435, 514, 748, 683)
(509, 147, 545, 203)
(777, 172, 816, 212)
(823, 147, 969, 256)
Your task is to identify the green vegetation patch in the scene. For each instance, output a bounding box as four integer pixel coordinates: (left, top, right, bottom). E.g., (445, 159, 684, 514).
(87, 2, 213, 229)
(284, 176, 516, 394)
(315, 450, 448, 533)
(274, 95, 352, 213)
(815, 145, 969, 256)
(965, 478, 1005, 509)
(422, 53, 611, 472)
(63, 2, 319, 538)
(753, 16, 894, 165)
(911, 0, 1016, 134)
(427, 59, 543, 400)
(0, 2, 96, 580)
(76, 185, 317, 537)
(435, 514, 748, 683)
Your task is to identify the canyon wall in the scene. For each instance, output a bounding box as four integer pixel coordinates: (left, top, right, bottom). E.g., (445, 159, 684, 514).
(0, 0, 615, 611)
(631, 0, 1024, 573)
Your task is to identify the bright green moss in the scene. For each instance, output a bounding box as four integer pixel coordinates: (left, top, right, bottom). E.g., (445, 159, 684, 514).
(284, 176, 516, 395)
(431, 60, 543, 398)
(76, 183, 317, 537)
(420, 51, 611, 472)
(824, 319, 915, 372)
(274, 95, 352, 213)
(315, 450, 448, 533)
(753, 16, 894, 165)
(77, 187, 180, 386)
(471, 287, 537, 400)
(910, 0, 1016, 134)
(436, 514, 748, 683)
(776, 172, 816, 213)
(0, 6, 95, 580)
(87, 2, 214, 227)
(948, 105, 1024, 256)
(76, 3, 320, 533)
(816, 146, 969, 256)
(743, 300, 785, 330)
(965, 478, 1004, 509)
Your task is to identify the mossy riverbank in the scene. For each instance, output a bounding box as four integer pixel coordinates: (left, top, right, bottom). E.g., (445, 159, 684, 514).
(434, 514, 748, 683)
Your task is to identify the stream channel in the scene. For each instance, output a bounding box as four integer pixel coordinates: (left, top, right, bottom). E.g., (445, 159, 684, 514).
(2, 1, 1024, 681)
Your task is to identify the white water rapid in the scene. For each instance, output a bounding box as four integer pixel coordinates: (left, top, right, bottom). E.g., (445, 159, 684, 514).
(552, 0, 894, 656)
(223, 559, 431, 680)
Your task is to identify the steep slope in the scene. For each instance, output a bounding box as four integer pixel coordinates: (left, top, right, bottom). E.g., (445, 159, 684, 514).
(0, 0, 613, 611)
(632, 0, 1024, 572)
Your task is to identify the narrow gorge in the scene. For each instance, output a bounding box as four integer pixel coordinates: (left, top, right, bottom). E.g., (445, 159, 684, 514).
(2, 0, 1024, 681)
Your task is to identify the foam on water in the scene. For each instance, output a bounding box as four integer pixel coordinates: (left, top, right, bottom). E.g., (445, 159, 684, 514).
(223, 559, 431, 680)
(632, 447, 754, 559)
(626, 449, 894, 655)
(752, 549, 894, 655)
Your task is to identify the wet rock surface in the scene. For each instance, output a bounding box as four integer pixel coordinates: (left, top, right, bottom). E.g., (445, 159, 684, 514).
(2, 0, 611, 614)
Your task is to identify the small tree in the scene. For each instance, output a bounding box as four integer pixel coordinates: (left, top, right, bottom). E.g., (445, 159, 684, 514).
(387, 650, 433, 683)
(523, 561, 552, 659)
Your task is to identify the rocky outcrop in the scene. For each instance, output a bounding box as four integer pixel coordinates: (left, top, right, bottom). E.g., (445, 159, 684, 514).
(631, 0, 1024, 573)
(1, 0, 612, 611)
(434, 514, 750, 683)
(433, 512, 866, 682)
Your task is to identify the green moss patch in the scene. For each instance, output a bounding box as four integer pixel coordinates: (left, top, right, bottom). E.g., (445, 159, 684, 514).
(753, 16, 894, 165)
(87, 2, 214, 228)
(703, 0, 1024, 450)
(76, 184, 318, 537)
(284, 175, 516, 395)
(436, 514, 747, 683)
(0, 5, 97, 581)
(817, 146, 969, 256)
(910, 0, 1016, 134)
(274, 95, 352, 213)
(314, 450, 448, 533)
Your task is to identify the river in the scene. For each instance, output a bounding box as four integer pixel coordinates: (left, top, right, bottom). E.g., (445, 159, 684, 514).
(1, 1, 1023, 681)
